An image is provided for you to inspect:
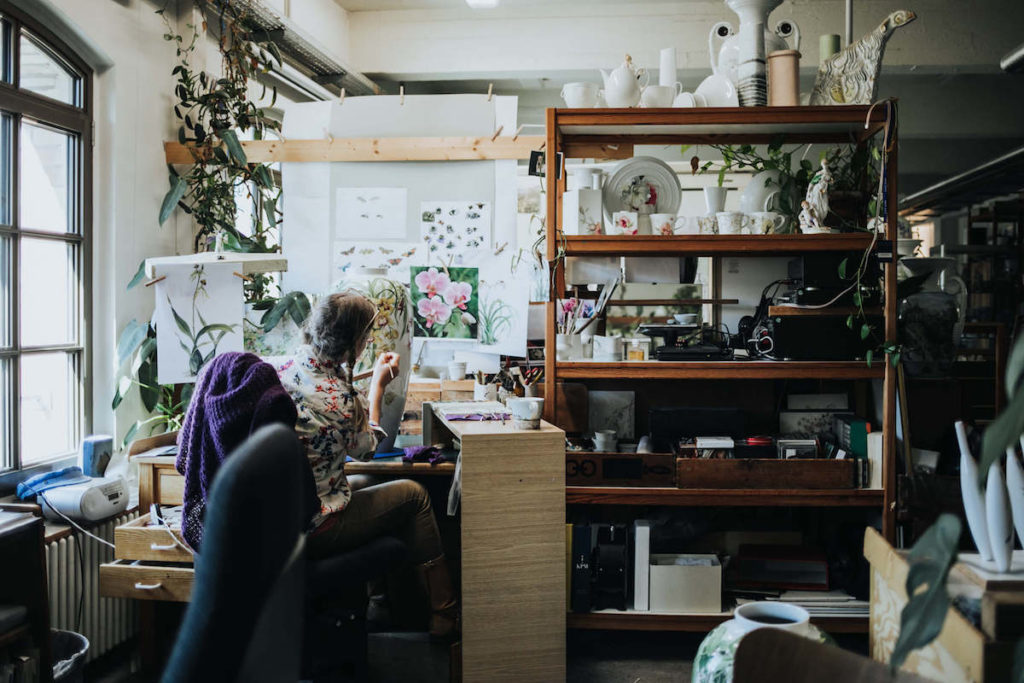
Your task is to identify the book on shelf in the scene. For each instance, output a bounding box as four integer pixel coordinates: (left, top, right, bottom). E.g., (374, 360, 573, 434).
(566, 524, 573, 612)
(833, 414, 871, 459)
(633, 520, 651, 612)
(571, 524, 593, 613)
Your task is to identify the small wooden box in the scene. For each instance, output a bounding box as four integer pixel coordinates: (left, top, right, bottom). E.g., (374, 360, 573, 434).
(566, 452, 675, 487)
(675, 458, 856, 489)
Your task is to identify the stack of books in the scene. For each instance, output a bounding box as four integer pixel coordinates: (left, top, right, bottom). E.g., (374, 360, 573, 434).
(736, 589, 869, 618)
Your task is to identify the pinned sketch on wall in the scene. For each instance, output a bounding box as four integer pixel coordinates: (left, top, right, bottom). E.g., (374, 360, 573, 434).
(410, 265, 479, 340)
(419, 201, 491, 263)
(336, 187, 407, 239)
(332, 241, 421, 283)
(155, 262, 243, 385)
(474, 254, 531, 358)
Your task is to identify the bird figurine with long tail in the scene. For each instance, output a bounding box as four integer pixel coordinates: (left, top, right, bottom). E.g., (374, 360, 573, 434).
(810, 9, 917, 105)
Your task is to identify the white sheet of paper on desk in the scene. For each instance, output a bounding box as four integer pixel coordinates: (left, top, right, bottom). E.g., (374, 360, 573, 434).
(336, 187, 407, 239)
(155, 262, 243, 385)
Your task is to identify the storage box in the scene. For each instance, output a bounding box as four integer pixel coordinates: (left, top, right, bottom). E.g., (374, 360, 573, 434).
(648, 553, 721, 613)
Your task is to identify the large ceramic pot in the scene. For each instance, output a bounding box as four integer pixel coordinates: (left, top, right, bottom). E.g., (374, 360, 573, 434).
(693, 602, 829, 683)
(332, 267, 413, 453)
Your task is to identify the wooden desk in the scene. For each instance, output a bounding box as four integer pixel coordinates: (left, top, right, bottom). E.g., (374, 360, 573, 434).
(116, 416, 567, 682)
(426, 411, 567, 682)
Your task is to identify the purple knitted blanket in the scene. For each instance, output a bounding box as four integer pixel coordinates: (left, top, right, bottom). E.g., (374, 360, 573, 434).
(175, 352, 298, 550)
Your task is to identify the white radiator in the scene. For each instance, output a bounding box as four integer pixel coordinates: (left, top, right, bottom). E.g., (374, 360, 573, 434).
(45, 511, 139, 662)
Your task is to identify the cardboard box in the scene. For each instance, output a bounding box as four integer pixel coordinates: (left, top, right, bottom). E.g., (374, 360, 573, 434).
(648, 553, 721, 613)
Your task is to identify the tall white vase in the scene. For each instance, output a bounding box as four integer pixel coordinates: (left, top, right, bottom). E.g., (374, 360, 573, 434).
(1005, 447, 1024, 552)
(725, 0, 783, 106)
(332, 268, 412, 453)
(957, 421, 993, 561)
(986, 461, 1014, 573)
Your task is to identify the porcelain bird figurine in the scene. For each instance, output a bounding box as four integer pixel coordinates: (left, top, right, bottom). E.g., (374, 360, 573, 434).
(809, 10, 917, 105)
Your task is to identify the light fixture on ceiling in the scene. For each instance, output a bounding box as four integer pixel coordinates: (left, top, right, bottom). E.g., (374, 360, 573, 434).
(466, 0, 500, 8)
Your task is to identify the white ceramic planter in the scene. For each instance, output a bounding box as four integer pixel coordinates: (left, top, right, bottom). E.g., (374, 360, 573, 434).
(957, 421, 994, 561)
(1008, 446, 1024, 546)
(986, 461, 1015, 573)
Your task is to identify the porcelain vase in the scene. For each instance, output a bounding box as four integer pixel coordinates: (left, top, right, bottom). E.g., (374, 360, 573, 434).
(957, 421, 994, 561)
(332, 268, 412, 453)
(703, 186, 728, 214)
(692, 602, 829, 683)
(1005, 446, 1024, 547)
(724, 0, 784, 107)
(986, 461, 1015, 573)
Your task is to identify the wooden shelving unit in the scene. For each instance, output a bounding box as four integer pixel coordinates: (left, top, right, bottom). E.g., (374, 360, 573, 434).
(543, 105, 899, 635)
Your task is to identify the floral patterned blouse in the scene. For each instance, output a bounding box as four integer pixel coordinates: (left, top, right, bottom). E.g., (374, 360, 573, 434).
(276, 345, 384, 529)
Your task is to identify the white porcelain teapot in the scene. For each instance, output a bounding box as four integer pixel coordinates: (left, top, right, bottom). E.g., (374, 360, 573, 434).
(600, 54, 648, 108)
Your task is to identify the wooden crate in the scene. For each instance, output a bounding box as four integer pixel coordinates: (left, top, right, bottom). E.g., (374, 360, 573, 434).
(675, 458, 856, 489)
(566, 452, 675, 487)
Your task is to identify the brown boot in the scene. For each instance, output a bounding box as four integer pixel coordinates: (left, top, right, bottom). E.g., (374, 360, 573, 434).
(417, 555, 459, 638)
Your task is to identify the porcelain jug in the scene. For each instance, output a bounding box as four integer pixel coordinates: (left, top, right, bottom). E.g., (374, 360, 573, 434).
(600, 54, 648, 108)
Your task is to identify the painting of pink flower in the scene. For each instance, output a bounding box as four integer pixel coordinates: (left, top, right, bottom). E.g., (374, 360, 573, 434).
(417, 297, 452, 328)
(414, 267, 450, 298)
(443, 281, 473, 310)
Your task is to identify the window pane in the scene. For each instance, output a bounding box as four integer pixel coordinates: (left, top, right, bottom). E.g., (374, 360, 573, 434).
(0, 235, 10, 348)
(18, 33, 79, 106)
(0, 17, 11, 85)
(20, 237, 76, 346)
(0, 358, 10, 470)
(0, 112, 10, 225)
(19, 121, 75, 233)
(20, 351, 77, 464)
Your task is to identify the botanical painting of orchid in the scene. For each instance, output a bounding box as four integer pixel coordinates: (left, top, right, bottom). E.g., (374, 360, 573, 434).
(410, 266, 479, 339)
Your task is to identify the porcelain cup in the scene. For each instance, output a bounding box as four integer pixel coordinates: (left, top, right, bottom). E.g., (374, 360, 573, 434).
(673, 313, 698, 325)
(750, 211, 786, 235)
(473, 383, 497, 401)
(508, 397, 544, 421)
(447, 361, 467, 380)
(716, 211, 748, 235)
(650, 213, 678, 236)
(697, 214, 718, 235)
(641, 84, 678, 108)
(594, 429, 618, 452)
(556, 333, 583, 360)
(561, 82, 600, 108)
(611, 211, 639, 235)
(674, 215, 701, 235)
(593, 335, 623, 361)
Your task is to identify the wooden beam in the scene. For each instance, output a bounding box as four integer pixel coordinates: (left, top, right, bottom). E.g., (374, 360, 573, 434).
(164, 136, 545, 164)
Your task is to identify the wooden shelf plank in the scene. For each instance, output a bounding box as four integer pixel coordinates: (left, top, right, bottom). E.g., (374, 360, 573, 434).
(565, 486, 883, 507)
(566, 610, 868, 633)
(563, 233, 874, 256)
(164, 135, 545, 164)
(554, 105, 886, 146)
(556, 361, 881, 380)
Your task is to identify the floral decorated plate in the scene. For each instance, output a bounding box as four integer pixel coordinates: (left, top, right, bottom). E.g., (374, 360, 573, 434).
(602, 156, 682, 224)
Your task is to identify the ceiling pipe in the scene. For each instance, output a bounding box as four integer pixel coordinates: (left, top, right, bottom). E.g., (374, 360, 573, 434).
(845, 0, 853, 47)
(1000, 42, 1024, 73)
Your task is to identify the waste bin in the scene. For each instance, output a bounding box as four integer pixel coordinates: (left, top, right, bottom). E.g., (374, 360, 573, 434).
(51, 630, 89, 683)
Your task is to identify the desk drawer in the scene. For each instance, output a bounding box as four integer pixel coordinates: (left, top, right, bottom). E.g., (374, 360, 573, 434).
(115, 513, 193, 563)
(99, 560, 194, 602)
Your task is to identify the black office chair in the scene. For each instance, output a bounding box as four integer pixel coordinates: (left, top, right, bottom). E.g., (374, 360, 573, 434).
(161, 425, 406, 683)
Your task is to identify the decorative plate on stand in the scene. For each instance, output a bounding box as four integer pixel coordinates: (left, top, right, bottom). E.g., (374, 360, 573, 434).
(602, 156, 682, 223)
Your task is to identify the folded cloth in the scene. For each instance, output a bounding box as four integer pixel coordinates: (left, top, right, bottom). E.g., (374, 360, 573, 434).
(176, 352, 303, 550)
(16, 466, 91, 500)
(402, 445, 448, 465)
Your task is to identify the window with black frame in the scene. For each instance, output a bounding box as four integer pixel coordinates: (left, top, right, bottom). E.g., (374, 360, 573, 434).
(0, 3, 92, 474)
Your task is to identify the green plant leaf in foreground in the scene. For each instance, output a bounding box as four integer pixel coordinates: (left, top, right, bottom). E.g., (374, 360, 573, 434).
(116, 319, 148, 367)
(979, 334, 1024, 483)
(159, 172, 187, 225)
(127, 260, 148, 290)
(890, 513, 962, 671)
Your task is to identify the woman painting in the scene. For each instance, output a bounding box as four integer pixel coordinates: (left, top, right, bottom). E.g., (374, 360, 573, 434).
(276, 291, 456, 637)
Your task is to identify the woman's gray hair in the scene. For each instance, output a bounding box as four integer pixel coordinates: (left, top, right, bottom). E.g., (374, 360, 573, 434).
(303, 291, 376, 366)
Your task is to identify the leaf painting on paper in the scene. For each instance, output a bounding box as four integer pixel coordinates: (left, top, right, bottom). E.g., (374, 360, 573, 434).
(155, 262, 243, 385)
(419, 201, 491, 264)
(474, 254, 530, 357)
(409, 265, 479, 340)
(336, 187, 407, 239)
